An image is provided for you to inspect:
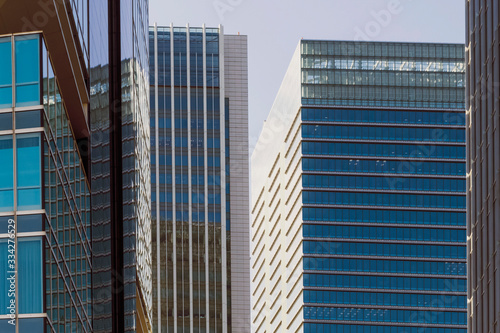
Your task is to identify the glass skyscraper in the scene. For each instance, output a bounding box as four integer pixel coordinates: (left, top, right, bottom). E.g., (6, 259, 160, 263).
(89, 0, 152, 332)
(0, 8, 92, 333)
(251, 40, 467, 333)
(0, 0, 152, 332)
(466, 1, 500, 332)
(150, 24, 250, 332)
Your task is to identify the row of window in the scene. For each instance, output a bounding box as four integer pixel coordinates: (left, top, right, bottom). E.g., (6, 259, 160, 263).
(151, 136, 221, 148)
(0, 318, 43, 333)
(303, 258, 465, 276)
(155, 210, 222, 223)
(303, 306, 466, 325)
(0, 215, 43, 234)
(302, 142, 465, 159)
(302, 85, 465, 106)
(302, 70, 465, 89)
(0, 110, 42, 131)
(0, 237, 43, 314)
(302, 98, 465, 110)
(303, 174, 465, 192)
(0, 134, 42, 212)
(303, 224, 465, 243)
(152, 91, 221, 111)
(303, 273, 466, 292)
(301, 41, 464, 59)
(302, 208, 465, 226)
(301, 108, 465, 126)
(0, 35, 40, 108)
(150, 117, 221, 130)
(303, 241, 466, 259)
(152, 191, 221, 204)
(304, 323, 466, 333)
(302, 191, 466, 209)
(151, 154, 221, 167)
(302, 158, 466, 176)
(152, 173, 221, 186)
(302, 124, 465, 143)
(304, 290, 466, 308)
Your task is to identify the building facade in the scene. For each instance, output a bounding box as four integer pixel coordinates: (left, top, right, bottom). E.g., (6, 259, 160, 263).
(90, 1, 152, 332)
(0, 17, 91, 333)
(466, 1, 500, 332)
(251, 40, 467, 333)
(150, 24, 250, 332)
(0, 1, 152, 332)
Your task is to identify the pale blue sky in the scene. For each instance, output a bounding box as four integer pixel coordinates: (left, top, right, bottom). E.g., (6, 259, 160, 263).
(150, 0, 465, 150)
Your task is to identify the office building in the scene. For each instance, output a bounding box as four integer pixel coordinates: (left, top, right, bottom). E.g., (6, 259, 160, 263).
(0, 1, 152, 332)
(90, 1, 152, 332)
(251, 40, 467, 333)
(150, 24, 250, 332)
(466, 1, 500, 332)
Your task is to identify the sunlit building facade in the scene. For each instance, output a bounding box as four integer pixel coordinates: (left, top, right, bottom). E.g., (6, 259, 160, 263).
(150, 24, 250, 332)
(466, 1, 500, 332)
(251, 40, 467, 333)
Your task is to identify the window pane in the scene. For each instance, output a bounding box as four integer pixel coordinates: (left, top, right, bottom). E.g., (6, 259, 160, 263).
(0, 216, 14, 234)
(0, 319, 15, 333)
(0, 240, 11, 315)
(15, 35, 40, 107)
(0, 113, 12, 131)
(18, 237, 43, 314)
(16, 133, 41, 210)
(15, 110, 41, 129)
(17, 214, 43, 233)
(0, 37, 12, 109)
(0, 135, 13, 212)
(19, 318, 44, 332)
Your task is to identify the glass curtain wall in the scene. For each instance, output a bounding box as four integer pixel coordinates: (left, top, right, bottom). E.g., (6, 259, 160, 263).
(0, 33, 91, 333)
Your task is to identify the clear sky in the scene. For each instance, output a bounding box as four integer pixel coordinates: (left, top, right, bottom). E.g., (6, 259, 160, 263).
(149, 0, 465, 152)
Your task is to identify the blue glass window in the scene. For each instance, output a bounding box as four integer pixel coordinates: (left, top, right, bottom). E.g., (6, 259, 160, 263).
(0, 239, 14, 315)
(0, 37, 12, 109)
(18, 318, 44, 332)
(17, 214, 43, 233)
(303, 273, 466, 292)
(303, 241, 466, 259)
(15, 35, 40, 107)
(0, 320, 15, 333)
(0, 216, 14, 234)
(18, 237, 43, 313)
(15, 110, 41, 129)
(0, 113, 12, 131)
(303, 306, 466, 325)
(303, 224, 465, 242)
(302, 158, 466, 176)
(16, 133, 42, 210)
(303, 257, 465, 276)
(0, 136, 13, 212)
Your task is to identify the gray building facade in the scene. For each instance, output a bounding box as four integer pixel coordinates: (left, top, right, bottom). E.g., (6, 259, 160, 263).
(466, 1, 500, 332)
(150, 24, 250, 332)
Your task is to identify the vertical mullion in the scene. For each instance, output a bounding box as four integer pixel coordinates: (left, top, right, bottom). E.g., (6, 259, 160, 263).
(170, 23, 177, 333)
(186, 24, 194, 333)
(202, 24, 210, 333)
(154, 23, 160, 333)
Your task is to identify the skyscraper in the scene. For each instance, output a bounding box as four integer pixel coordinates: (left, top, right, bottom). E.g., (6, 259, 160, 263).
(89, 1, 152, 332)
(466, 1, 500, 332)
(150, 24, 250, 332)
(0, 1, 152, 332)
(251, 40, 467, 333)
(0, 2, 92, 332)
